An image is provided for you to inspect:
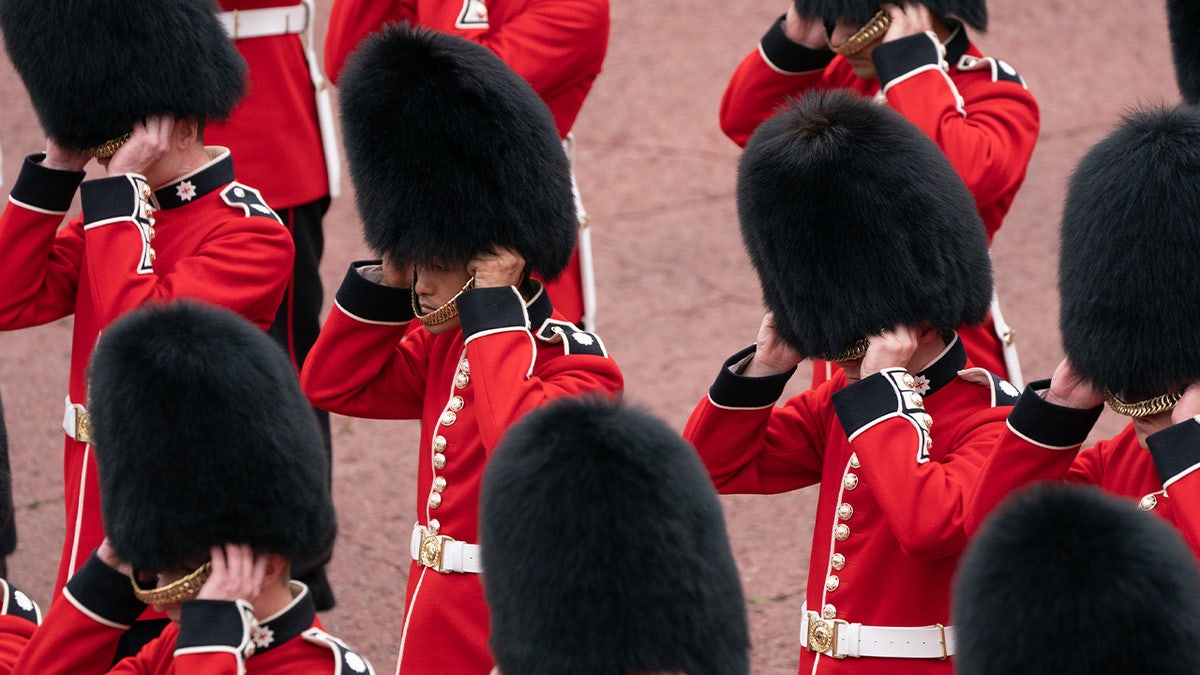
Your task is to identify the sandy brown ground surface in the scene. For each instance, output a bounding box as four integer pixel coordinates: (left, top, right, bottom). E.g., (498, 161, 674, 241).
(0, 0, 1181, 671)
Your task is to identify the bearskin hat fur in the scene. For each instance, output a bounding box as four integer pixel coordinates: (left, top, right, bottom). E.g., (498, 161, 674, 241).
(792, 0, 987, 31)
(87, 301, 336, 572)
(0, 0, 246, 152)
(0, 392, 11, 531)
(338, 24, 576, 280)
(953, 483, 1200, 674)
(480, 396, 750, 675)
(1168, 0, 1200, 104)
(737, 89, 992, 357)
(1059, 105, 1200, 400)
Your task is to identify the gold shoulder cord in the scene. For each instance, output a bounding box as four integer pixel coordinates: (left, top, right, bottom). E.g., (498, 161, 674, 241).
(130, 561, 212, 605)
(1103, 388, 1183, 418)
(828, 10, 892, 56)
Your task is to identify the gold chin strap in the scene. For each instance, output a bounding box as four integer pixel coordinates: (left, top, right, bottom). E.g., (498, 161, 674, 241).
(827, 10, 892, 56)
(130, 561, 212, 605)
(817, 337, 871, 364)
(1103, 388, 1183, 418)
(412, 276, 476, 327)
(82, 131, 133, 159)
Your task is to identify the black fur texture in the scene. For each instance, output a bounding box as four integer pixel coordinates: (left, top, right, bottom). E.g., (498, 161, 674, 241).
(1059, 105, 1200, 400)
(338, 24, 576, 279)
(0, 0, 246, 151)
(1168, 0, 1200, 104)
(737, 89, 992, 357)
(792, 0, 987, 31)
(480, 396, 750, 675)
(87, 301, 336, 572)
(953, 483, 1200, 674)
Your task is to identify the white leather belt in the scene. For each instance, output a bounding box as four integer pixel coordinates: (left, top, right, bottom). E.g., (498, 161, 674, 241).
(409, 523, 482, 574)
(219, 5, 308, 40)
(62, 397, 92, 444)
(801, 607, 955, 660)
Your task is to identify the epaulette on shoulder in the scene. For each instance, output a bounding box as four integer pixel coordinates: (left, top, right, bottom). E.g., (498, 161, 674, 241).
(301, 628, 375, 674)
(535, 318, 610, 357)
(957, 367, 1021, 407)
(956, 54, 1027, 87)
(220, 182, 283, 223)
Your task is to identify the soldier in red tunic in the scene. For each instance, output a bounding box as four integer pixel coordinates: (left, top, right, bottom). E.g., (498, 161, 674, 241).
(963, 104, 1200, 560)
(13, 301, 371, 674)
(0, 0, 293, 653)
(300, 26, 623, 675)
(684, 90, 1016, 674)
(719, 0, 1038, 387)
(323, 0, 611, 328)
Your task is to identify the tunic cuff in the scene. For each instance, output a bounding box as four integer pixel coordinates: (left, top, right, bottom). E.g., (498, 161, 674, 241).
(10, 154, 85, 212)
(707, 345, 795, 408)
(80, 174, 151, 229)
(334, 261, 416, 324)
(1146, 418, 1200, 488)
(458, 286, 529, 340)
(176, 599, 255, 657)
(1006, 379, 1103, 450)
(63, 552, 146, 628)
(760, 15, 835, 73)
(873, 31, 944, 89)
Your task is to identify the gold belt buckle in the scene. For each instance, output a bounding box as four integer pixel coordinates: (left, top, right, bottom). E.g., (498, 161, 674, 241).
(418, 531, 453, 574)
(807, 616, 848, 659)
(74, 406, 92, 444)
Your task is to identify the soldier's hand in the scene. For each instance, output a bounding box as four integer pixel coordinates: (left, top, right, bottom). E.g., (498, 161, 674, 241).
(860, 325, 920, 380)
(97, 537, 134, 578)
(1170, 381, 1200, 425)
(469, 246, 525, 289)
(744, 312, 802, 376)
(1044, 358, 1104, 409)
(196, 544, 267, 605)
(783, 3, 830, 49)
(106, 115, 174, 177)
(380, 256, 413, 289)
(881, 2, 935, 42)
(42, 137, 90, 172)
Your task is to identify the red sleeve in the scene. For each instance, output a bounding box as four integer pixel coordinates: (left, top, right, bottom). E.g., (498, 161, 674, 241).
(0, 157, 87, 329)
(1145, 418, 1200, 556)
(682, 346, 827, 493)
(0, 616, 35, 673)
(324, 0, 416, 82)
(963, 382, 1102, 536)
(883, 70, 1038, 241)
(300, 264, 429, 419)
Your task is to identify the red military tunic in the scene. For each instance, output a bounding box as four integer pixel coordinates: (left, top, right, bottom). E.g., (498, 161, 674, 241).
(721, 21, 1039, 382)
(14, 553, 375, 674)
(0, 578, 43, 674)
(300, 263, 623, 674)
(206, 1, 329, 212)
(684, 337, 1017, 674)
(323, 0, 610, 325)
(965, 382, 1200, 557)
(0, 151, 293, 596)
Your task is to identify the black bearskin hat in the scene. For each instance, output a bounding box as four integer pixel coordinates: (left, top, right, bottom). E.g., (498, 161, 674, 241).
(1168, 0, 1200, 104)
(1059, 105, 1200, 400)
(0, 0, 246, 152)
(88, 301, 336, 572)
(737, 89, 992, 357)
(480, 397, 750, 675)
(0, 392, 11, 533)
(338, 24, 576, 280)
(953, 483, 1200, 674)
(793, 0, 987, 31)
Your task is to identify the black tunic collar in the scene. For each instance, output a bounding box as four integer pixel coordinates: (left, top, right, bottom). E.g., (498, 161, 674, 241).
(249, 581, 315, 654)
(944, 22, 970, 66)
(912, 334, 967, 398)
(153, 147, 235, 210)
(526, 280, 553, 326)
